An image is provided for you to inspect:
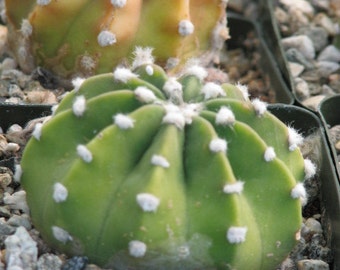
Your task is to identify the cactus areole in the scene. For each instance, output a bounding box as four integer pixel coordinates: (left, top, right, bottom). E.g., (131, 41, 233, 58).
(20, 51, 314, 269)
(5, 0, 229, 79)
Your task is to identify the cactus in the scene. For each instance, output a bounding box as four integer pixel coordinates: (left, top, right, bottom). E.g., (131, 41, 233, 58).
(5, 0, 228, 79)
(19, 50, 315, 269)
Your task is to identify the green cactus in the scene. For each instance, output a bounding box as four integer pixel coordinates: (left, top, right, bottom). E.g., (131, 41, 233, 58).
(19, 50, 315, 269)
(5, 0, 228, 79)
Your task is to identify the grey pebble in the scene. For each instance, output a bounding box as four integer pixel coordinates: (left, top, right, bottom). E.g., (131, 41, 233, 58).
(282, 35, 316, 60)
(0, 218, 15, 235)
(37, 253, 63, 270)
(297, 259, 329, 270)
(285, 48, 315, 69)
(316, 61, 340, 78)
(295, 26, 329, 52)
(7, 214, 32, 230)
(317, 45, 340, 62)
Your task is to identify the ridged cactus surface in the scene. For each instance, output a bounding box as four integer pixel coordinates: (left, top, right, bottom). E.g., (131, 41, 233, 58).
(5, 0, 228, 79)
(20, 51, 315, 269)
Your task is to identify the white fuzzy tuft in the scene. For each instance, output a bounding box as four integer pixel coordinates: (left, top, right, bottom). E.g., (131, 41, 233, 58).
(32, 123, 43, 141)
(181, 103, 202, 124)
(113, 67, 138, 83)
(72, 95, 86, 117)
(163, 78, 183, 102)
(183, 63, 208, 82)
(72, 77, 85, 92)
(97, 30, 116, 47)
(264, 147, 276, 162)
(251, 98, 267, 116)
(37, 0, 51, 5)
(129, 240, 147, 258)
(235, 82, 249, 100)
(53, 183, 68, 203)
(151, 155, 170, 168)
(136, 193, 160, 212)
(201, 82, 226, 100)
(178, 20, 194, 36)
(304, 159, 317, 179)
(132, 47, 154, 69)
(291, 182, 307, 206)
(134, 86, 157, 103)
(227, 227, 248, 244)
(216, 107, 235, 126)
(77, 144, 93, 163)
(114, 113, 135, 129)
(111, 0, 126, 8)
(288, 127, 304, 151)
(52, 226, 72, 244)
(223, 181, 244, 194)
(13, 165, 22, 183)
(21, 19, 32, 38)
(209, 138, 227, 153)
(162, 111, 186, 129)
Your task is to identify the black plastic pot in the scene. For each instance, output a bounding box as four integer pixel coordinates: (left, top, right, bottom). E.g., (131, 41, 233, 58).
(269, 104, 340, 269)
(0, 104, 51, 170)
(226, 13, 294, 104)
(0, 104, 52, 132)
(319, 94, 340, 177)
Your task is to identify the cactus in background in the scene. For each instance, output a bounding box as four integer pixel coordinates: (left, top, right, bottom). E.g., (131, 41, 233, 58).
(4, 0, 228, 79)
(19, 49, 315, 269)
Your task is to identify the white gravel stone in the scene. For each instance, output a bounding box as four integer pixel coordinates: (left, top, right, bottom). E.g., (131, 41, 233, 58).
(297, 259, 329, 270)
(317, 45, 340, 62)
(5, 226, 38, 270)
(282, 35, 315, 60)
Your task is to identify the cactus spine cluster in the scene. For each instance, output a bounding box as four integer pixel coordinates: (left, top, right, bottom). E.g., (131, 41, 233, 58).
(5, 0, 228, 79)
(19, 49, 315, 269)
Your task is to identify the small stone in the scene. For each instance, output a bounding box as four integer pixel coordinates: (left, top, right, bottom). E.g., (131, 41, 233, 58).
(335, 140, 340, 151)
(0, 218, 15, 235)
(321, 84, 336, 95)
(0, 206, 11, 218)
(282, 35, 315, 60)
(25, 90, 57, 104)
(62, 256, 88, 270)
(295, 26, 329, 52)
(289, 62, 305, 77)
(294, 77, 310, 100)
(7, 214, 32, 230)
(0, 58, 17, 71)
(316, 61, 340, 78)
(317, 45, 340, 62)
(0, 172, 12, 189)
(285, 48, 315, 69)
(4, 226, 38, 270)
(84, 265, 102, 270)
(37, 253, 63, 270)
(310, 0, 330, 11)
(297, 259, 329, 270)
(280, 0, 315, 17)
(314, 13, 337, 36)
(301, 95, 326, 110)
(305, 218, 323, 234)
(3, 190, 29, 213)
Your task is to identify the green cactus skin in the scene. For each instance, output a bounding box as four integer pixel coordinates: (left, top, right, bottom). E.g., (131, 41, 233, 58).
(5, 0, 228, 79)
(20, 52, 315, 269)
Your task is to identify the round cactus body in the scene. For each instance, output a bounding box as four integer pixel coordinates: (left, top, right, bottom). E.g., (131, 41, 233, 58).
(5, 0, 228, 79)
(20, 54, 313, 269)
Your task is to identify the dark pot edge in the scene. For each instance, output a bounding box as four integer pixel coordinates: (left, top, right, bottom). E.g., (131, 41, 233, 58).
(269, 103, 340, 269)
